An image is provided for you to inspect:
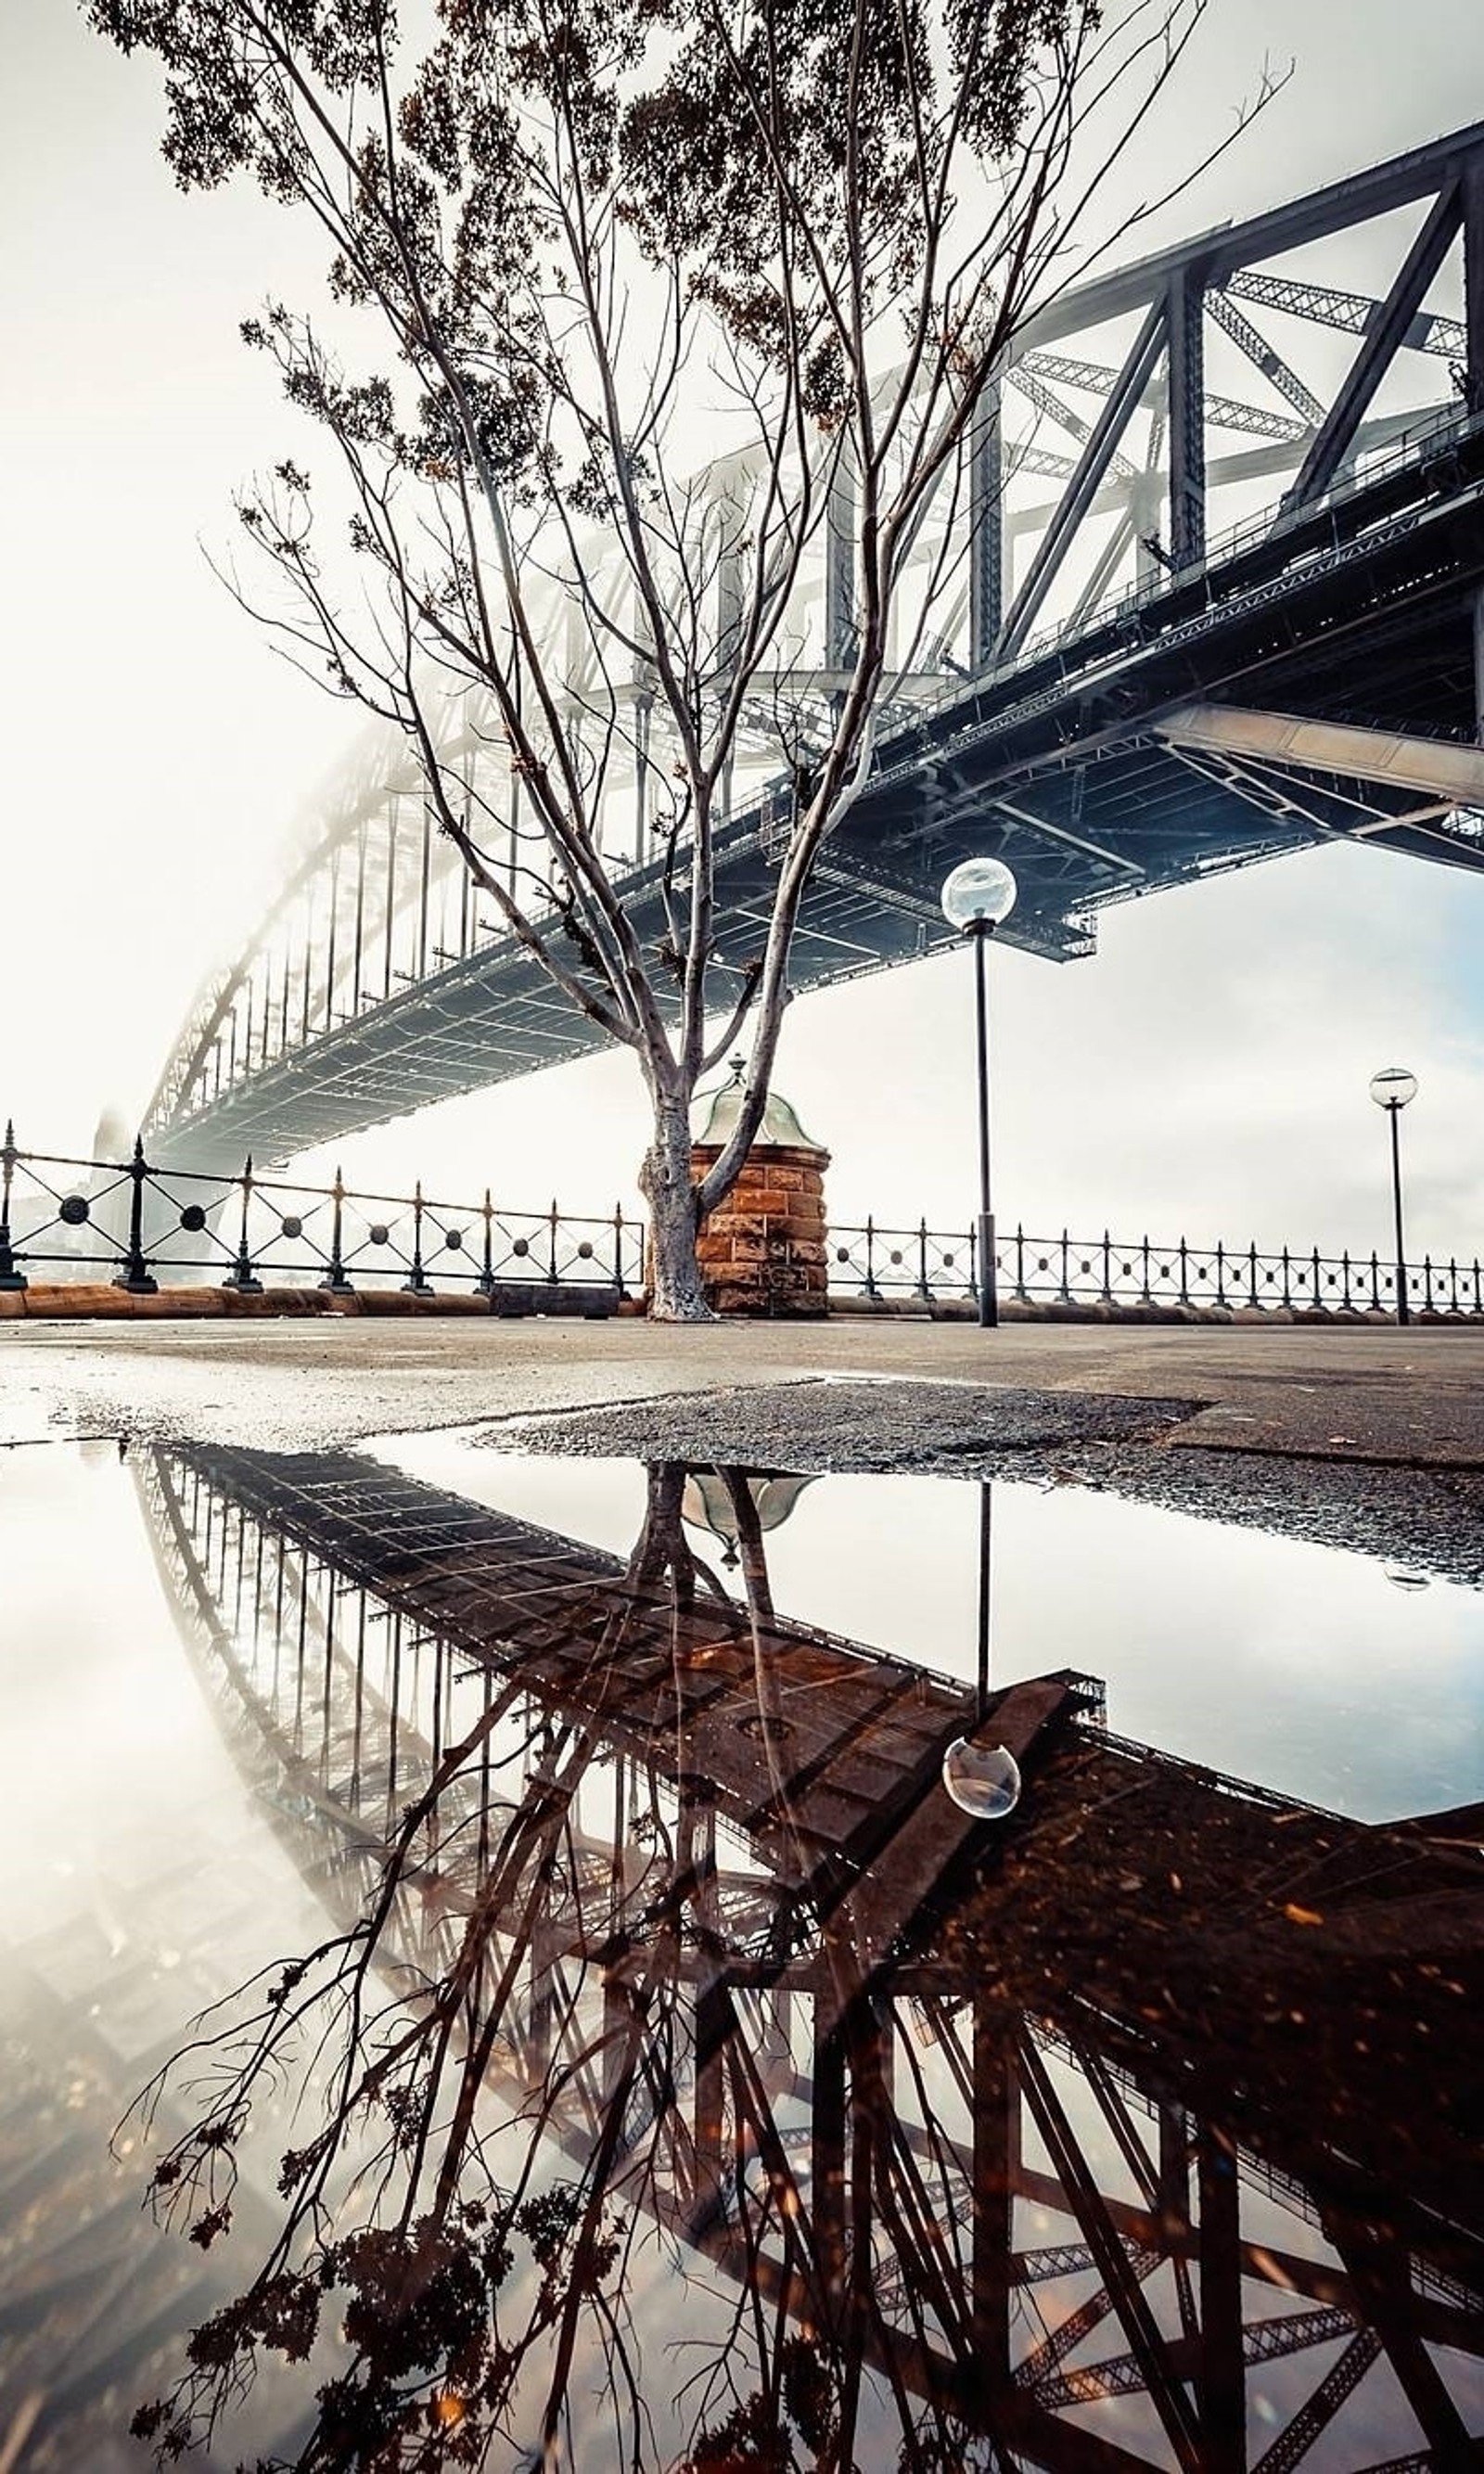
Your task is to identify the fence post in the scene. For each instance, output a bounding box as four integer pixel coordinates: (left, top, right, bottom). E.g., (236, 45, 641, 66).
(403, 1183, 433, 1294)
(224, 1156, 263, 1293)
(1247, 1241, 1258, 1309)
(1177, 1237, 1188, 1307)
(1371, 1249, 1381, 1312)
(864, 1215, 878, 1299)
(320, 1166, 354, 1294)
(1058, 1228, 1071, 1302)
(1311, 1247, 1320, 1312)
(613, 1204, 630, 1300)
(916, 1216, 931, 1301)
(1015, 1222, 1027, 1301)
(1341, 1249, 1351, 1311)
(1215, 1241, 1225, 1307)
(0, 1120, 26, 1291)
(966, 1222, 977, 1304)
(1280, 1245, 1291, 1309)
(114, 1135, 159, 1295)
(1141, 1234, 1151, 1306)
(1449, 1255, 1459, 1314)
(1102, 1230, 1114, 1303)
(1423, 1253, 1434, 1314)
(547, 1199, 560, 1284)
(478, 1189, 497, 1298)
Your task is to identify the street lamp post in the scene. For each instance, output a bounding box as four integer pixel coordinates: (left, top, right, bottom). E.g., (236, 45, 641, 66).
(940, 856, 1017, 1328)
(1369, 1067, 1418, 1326)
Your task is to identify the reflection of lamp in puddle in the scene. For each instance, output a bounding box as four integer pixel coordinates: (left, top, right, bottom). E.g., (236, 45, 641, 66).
(941, 1481, 1022, 1819)
(681, 1469, 817, 1568)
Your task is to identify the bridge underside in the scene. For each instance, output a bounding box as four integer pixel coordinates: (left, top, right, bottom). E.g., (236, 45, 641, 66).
(160, 417, 1484, 1163)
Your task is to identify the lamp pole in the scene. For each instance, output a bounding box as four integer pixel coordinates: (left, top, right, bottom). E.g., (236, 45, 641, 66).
(1369, 1068, 1417, 1326)
(971, 920, 996, 1328)
(941, 857, 1017, 1331)
(1387, 1102, 1407, 1327)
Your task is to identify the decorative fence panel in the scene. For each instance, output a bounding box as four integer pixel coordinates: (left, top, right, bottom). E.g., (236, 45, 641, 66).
(824, 1218, 1484, 1317)
(0, 1129, 643, 1300)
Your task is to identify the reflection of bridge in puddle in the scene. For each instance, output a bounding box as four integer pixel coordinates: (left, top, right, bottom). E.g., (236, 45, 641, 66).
(136, 1443, 1484, 2472)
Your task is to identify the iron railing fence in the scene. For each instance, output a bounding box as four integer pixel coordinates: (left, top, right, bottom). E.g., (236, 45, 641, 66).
(0, 1124, 642, 1301)
(826, 1218, 1484, 1318)
(3, 1122, 1478, 1318)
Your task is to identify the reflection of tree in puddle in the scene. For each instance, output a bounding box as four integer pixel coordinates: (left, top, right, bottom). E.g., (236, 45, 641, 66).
(128, 1446, 1484, 2471)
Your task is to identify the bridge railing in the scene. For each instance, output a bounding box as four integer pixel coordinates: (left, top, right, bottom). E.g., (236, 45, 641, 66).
(826, 1218, 1484, 1318)
(0, 1125, 643, 1300)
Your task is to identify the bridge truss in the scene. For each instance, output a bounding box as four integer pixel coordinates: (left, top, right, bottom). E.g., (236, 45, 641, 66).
(146, 123, 1484, 1162)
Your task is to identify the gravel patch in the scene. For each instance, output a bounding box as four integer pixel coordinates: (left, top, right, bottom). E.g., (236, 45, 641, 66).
(485, 1376, 1203, 1467)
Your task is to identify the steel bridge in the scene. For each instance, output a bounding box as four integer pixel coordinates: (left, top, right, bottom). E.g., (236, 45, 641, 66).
(147, 124, 1484, 1163)
(117, 1441, 1484, 2473)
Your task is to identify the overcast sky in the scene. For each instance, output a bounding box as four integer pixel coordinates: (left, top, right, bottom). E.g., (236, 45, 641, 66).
(2, 1, 1482, 1266)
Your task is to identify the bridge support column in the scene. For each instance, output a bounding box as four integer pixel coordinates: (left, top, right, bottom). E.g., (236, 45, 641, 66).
(968, 379, 1004, 672)
(1196, 2123, 1245, 2473)
(633, 688, 653, 858)
(1167, 269, 1207, 567)
(1465, 159, 1484, 414)
(825, 450, 856, 673)
(811, 2003, 849, 2315)
(970, 2000, 1015, 2396)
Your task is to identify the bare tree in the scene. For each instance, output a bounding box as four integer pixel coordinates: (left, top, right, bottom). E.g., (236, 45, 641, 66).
(87, 0, 1260, 1315)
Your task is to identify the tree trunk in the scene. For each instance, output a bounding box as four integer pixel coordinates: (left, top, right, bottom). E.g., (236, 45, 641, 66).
(640, 1093, 712, 1321)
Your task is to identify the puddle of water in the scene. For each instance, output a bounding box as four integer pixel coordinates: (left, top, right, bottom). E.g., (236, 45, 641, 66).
(377, 1432, 1484, 1826)
(1, 1435, 1480, 2471)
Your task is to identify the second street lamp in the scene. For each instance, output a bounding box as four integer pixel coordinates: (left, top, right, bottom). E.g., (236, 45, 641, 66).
(940, 856, 1017, 1328)
(1369, 1066, 1418, 1326)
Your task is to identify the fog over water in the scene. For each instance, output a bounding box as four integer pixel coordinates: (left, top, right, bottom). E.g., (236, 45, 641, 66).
(2, 1, 1482, 1261)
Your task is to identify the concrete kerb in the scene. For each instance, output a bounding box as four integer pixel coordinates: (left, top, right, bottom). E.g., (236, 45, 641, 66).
(778, 1294, 1471, 1329)
(0, 1281, 623, 1323)
(2, 1281, 1477, 1331)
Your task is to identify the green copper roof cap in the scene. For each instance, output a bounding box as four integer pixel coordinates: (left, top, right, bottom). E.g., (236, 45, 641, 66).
(691, 1055, 826, 1153)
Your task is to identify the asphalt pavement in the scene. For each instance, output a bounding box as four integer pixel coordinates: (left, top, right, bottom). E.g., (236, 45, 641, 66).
(2, 1308, 1480, 1461)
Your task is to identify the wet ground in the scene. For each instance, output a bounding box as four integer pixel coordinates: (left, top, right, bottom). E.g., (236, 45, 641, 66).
(4, 1314, 1484, 1463)
(6, 1317, 1483, 1580)
(1, 1327, 1482, 2469)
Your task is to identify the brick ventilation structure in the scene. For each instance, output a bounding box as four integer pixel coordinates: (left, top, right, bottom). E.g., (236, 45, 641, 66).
(688, 1061, 831, 1317)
